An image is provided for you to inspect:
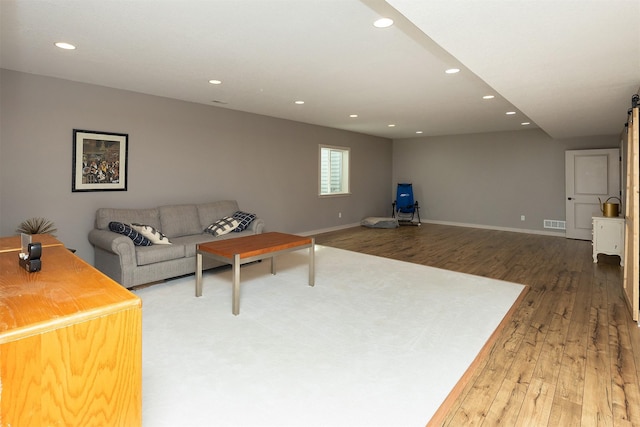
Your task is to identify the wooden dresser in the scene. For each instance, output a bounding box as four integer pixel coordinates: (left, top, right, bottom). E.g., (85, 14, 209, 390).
(0, 235, 142, 426)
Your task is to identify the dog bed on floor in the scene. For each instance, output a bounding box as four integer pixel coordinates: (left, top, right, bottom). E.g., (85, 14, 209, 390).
(361, 217, 399, 229)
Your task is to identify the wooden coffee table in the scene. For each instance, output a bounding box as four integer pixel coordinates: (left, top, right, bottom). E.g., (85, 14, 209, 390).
(196, 232, 315, 315)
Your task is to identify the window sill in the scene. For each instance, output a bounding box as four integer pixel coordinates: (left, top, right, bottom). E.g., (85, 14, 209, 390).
(318, 193, 351, 198)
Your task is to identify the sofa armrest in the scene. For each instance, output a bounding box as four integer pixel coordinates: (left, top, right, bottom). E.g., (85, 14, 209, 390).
(248, 218, 265, 234)
(88, 229, 136, 264)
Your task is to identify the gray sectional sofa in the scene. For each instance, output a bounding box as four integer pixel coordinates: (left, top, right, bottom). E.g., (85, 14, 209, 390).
(88, 200, 264, 288)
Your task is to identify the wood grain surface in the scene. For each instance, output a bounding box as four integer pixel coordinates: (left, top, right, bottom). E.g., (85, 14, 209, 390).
(198, 231, 312, 259)
(1, 239, 142, 426)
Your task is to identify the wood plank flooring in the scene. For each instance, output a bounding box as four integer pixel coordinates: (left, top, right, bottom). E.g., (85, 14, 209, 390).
(313, 223, 640, 427)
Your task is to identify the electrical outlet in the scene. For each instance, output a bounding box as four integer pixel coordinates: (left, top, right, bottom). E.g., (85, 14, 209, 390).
(520, 215, 525, 221)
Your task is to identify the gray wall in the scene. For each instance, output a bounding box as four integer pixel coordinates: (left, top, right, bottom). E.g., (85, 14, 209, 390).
(392, 129, 619, 234)
(0, 69, 623, 267)
(0, 70, 392, 263)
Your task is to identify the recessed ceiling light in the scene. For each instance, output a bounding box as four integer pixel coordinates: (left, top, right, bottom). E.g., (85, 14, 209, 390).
(445, 68, 460, 74)
(506, 111, 516, 115)
(295, 100, 305, 105)
(388, 124, 396, 127)
(416, 131, 423, 134)
(521, 122, 531, 126)
(55, 42, 76, 50)
(482, 95, 495, 99)
(373, 18, 394, 28)
(349, 114, 358, 118)
(208, 79, 222, 85)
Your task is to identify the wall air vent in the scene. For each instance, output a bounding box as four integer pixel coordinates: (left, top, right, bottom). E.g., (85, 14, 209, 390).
(544, 219, 566, 230)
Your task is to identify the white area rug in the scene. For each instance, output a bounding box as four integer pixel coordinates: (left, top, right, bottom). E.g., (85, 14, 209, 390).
(137, 245, 525, 427)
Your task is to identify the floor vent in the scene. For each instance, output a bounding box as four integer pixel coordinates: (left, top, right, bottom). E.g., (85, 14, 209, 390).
(544, 219, 566, 230)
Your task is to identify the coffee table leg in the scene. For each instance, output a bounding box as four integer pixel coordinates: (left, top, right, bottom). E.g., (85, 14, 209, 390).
(196, 252, 203, 297)
(309, 238, 315, 286)
(271, 256, 276, 275)
(232, 253, 240, 315)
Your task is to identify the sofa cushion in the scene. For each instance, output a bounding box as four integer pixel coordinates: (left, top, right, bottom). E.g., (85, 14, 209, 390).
(171, 234, 218, 257)
(231, 211, 257, 232)
(159, 204, 202, 238)
(135, 244, 186, 266)
(131, 223, 172, 245)
(197, 200, 240, 230)
(108, 222, 153, 246)
(205, 217, 239, 236)
(96, 208, 160, 230)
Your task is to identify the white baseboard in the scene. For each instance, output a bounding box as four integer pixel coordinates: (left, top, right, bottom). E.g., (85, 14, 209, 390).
(299, 223, 361, 237)
(302, 220, 566, 238)
(420, 219, 567, 237)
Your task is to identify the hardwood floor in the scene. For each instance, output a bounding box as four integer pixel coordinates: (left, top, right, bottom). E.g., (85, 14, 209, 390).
(313, 223, 640, 427)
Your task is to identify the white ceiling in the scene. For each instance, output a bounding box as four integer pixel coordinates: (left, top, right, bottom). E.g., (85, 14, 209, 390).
(1, 0, 638, 140)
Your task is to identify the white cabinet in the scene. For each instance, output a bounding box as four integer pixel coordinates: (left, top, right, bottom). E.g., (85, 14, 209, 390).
(592, 216, 625, 266)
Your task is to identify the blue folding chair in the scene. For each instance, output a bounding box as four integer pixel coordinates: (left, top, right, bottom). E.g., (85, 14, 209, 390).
(392, 183, 421, 226)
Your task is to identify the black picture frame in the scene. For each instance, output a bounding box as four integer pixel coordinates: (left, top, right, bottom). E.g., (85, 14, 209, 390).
(72, 129, 128, 192)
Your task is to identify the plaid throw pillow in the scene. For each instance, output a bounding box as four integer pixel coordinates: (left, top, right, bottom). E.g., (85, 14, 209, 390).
(232, 211, 257, 232)
(204, 216, 240, 236)
(108, 221, 153, 246)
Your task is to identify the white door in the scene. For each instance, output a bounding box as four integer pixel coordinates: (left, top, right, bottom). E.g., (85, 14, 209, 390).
(565, 149, 620, 240)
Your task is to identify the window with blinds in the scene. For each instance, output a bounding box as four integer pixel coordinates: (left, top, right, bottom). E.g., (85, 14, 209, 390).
(319, 145, 350, 196)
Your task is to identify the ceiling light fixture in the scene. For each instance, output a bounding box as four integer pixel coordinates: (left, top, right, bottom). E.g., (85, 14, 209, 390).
(482, 95, 495, 99)
(521, 122, 531, 126)
(349, 114, 358, 118)
(208, 79, 222, 85)
(388, 124, 396, 127)
(506, 111, 516, 115)
(445, 68, 460, 74)
(54, 42, 76, 50)
(373, 18, 394, 28)
(416, 131, 423, 134)
(295, 100, 305, 105)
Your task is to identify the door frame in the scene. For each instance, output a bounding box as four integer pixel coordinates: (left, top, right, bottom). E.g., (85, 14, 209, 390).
(565, 148, 621, 240)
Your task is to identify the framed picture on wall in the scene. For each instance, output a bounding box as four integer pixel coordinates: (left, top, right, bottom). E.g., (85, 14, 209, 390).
(72, 129, 128, 192)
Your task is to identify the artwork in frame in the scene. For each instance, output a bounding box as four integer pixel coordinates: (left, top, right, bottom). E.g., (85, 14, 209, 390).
(72, 129, 128, 192)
